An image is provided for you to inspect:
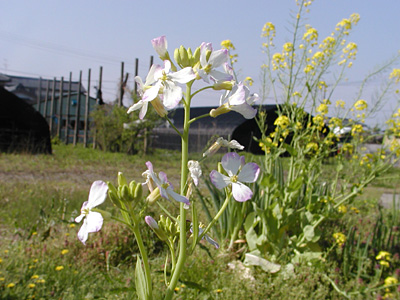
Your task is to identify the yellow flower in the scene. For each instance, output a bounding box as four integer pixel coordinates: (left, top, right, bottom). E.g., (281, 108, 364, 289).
(4, 250, 9, 254)
(333, 232, 346, 246)
(338, 205, 347, 213)
(243, 77, 254, 86)
(384, 276, 398, 286)
(0, 277, 4, 281)
(283, 42, 294, 53)
(69, 223, 76, 228)
(336, 100, 345, 108)
(174, 287, 180, 292)
(28, 283, 36, 289)
(261, 22, 276, 38)
(389, 68, 400, 83)
(31, 275, 39, 279)
(316, 103, 328, 115)
(36, 279, 46, 283)
(274, 115, 290, 129)
(7, 283, 15, 288)
(220, 40, 235, 50)
(350, 207, 360, 214)
(61, 249, 69, 255)
(303, 25, 318, 43)
(354, 99, 367, 111)
(215, 289, 223, 293)
(376, 251, 391, 261)
(380, 260, 390, 268)
(0, 258, 2, 264)
(351, 124, 363, 135)
(55, 265, 64, 271)
(32, 232, 38, 236)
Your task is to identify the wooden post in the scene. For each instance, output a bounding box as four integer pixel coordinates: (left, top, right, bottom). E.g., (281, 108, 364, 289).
(93, 66, 102, 149)
(149, 55, 154, 68)
(44, 80, 50, 121)
(49, 78, 56, 136)
(65, 72, 72, 144)
(119, 61, 124, 106)
(134, 58, 139, 95)
(84, 69, 91, 147)
(73, 71, 82, 146)
(36, 77, 42, 113)
(57, 76, 64, 137)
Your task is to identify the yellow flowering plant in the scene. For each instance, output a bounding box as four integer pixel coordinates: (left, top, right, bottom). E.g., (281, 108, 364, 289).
(243, 0, 400, 275)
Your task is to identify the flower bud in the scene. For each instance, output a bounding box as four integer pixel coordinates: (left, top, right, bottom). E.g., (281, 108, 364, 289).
(145, 216, 168, 241)
(174, 47, 181, 66)
(107, 182, 121, 208)
(179, 45, 190, 67)
(119, 185, 132, 202)
(191, 47, 201, 65)
(118, 172, 128, 187)
(146, 186, 162, 204)
(150, 98, 168, 118)
(134, 183, 143, 200)
(213, 81, 234, 91)
(210, 103, 231, 118)
(129, 180, 137, 197)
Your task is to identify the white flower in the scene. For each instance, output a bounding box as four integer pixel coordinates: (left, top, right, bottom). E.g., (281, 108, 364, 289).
(197, 42, 233, 83)
(151, 36, 168, 58)
(143, 60, 196, 109)
(210, 83, 258, 119)
(210, 152, 260, 202)
(75, 181, 108, 244)
(188, 160, 202, 186)
(203, 137, 244, 157)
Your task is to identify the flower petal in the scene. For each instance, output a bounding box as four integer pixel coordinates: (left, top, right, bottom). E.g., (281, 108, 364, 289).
(77, 221, 89, 244)
(238, 163, 260, 183)
(209, 70, 233, 82)
(88, 181, 108, 209)
(75, 214, 85, 223)
(142, 84, 160, 102)
(169, 67, 196, 84)
(85, 211, 104, 233)
(151, 36, 167, 57)
(205, 234, 220, 249)
(232, 182, 253, 202)
(221, 152, 241, 176)
(138, 101, 149, 120)
(163, 82, 182, 109)
(209, 49, 229, 68)
(209, 170, 230, 189)
(231, 103, 257, 119)
(167, 188, 190, 205)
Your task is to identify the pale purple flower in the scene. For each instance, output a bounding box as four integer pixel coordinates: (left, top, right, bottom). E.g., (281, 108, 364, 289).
(190, 225, 219, 249)
(143, 161, 190, 206)
(141, 60, 196, 110)
(210, 152, 260, 202)
(75, 181, 109, 244)
(210, 83, 258, 119)
(151, 36, 168, 58)
(197, 42, 233, 83)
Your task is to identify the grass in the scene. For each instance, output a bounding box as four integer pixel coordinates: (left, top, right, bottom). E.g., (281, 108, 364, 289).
(1, 144, 400, 299)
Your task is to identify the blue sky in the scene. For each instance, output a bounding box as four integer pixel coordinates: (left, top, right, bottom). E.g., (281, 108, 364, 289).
(1, 0, 399, 126)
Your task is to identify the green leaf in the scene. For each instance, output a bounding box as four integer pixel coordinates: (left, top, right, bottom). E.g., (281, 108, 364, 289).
(287, 176, 303, 192)
(244, 212, 256, 232)
(244, 253, 281, 273)
(261, 173, 276, 188)
(282, 143, 298, 156)
(135, 256, 148, 300)
(303, 225, 315, 241)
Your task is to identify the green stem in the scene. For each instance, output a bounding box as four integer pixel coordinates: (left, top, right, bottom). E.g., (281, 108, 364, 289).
(200, 191, 232, 241)
(164, 82, 192, 300)
(132, 224, 153, 299)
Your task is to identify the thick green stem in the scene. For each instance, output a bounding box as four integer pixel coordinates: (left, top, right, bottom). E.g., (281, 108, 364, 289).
(164, 82, 192, 300)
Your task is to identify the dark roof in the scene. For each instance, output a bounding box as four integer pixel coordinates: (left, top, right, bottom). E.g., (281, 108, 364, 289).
(169, 105, 278, 129)
(1, 74, 85, 103)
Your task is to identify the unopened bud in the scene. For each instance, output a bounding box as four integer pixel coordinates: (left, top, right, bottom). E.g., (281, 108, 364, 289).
(146, 186, 162, 204)
(134, 183, 143, 200)
(118, 172, 128, 187)
(179, 45, 190, 67)
(150, 98, 168, 118)
(210, 103, 231, 118)
(107, 182, 121, 208)
(213, 81, 234, 91)
(145, 216, 167, 241)
(192, 47, 201, 65)
(174, 48, 181, 66)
